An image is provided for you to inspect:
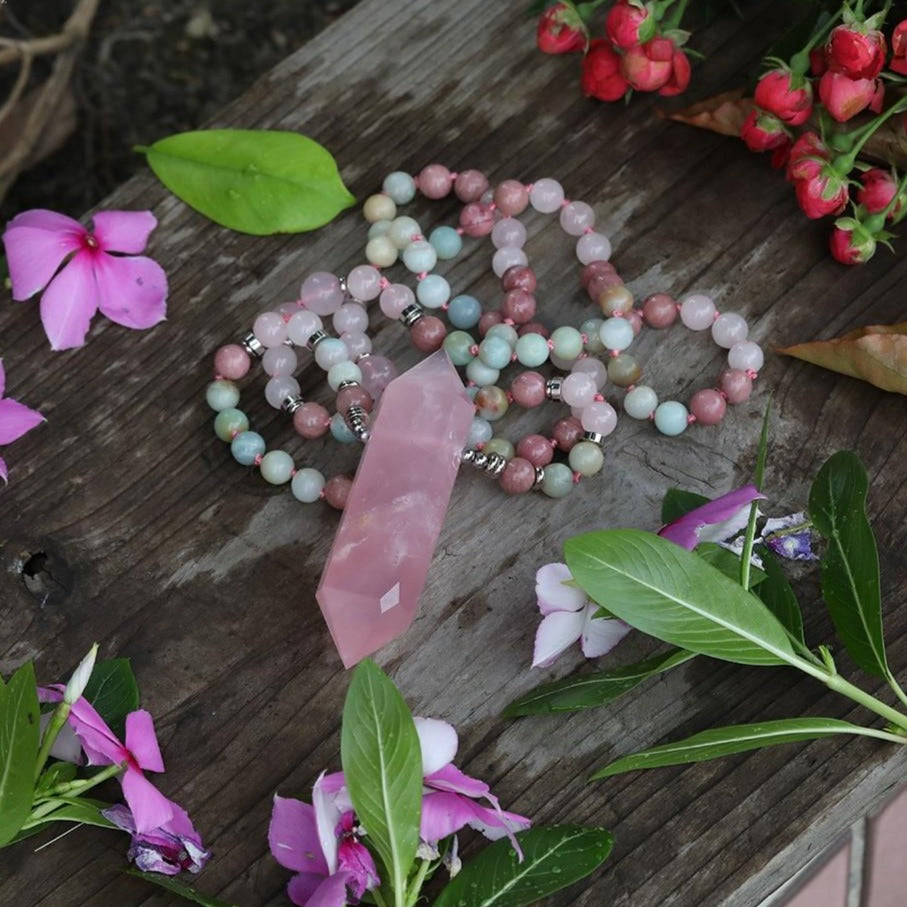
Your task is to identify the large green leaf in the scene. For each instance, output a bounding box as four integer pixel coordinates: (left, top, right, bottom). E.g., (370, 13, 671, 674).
(755, 547, 806, 647)
(341, 660, 422, 906)
(84, 659, 139, 738)
(125, 870, 238, 907)
(809, 451, 887, 678)
(0, 663, 40, 846)
(433, 826, 613, 907)
(564, 530, 799, 666)
(696, 542, 765, 588)
(502, 648, 696, 716)
(592, 717, 879, 777)
(141, 129, 355, 234)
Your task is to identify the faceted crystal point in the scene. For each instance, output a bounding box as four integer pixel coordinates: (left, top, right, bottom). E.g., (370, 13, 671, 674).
(316, 349, 474, 667)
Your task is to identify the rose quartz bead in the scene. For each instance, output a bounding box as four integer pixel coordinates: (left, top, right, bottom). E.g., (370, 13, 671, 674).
(379, 283, 415, 319)
(300, 272, 344, 315)
(262, 345, 298, 377)
(517, 433, 555, 467)
(519, 322, 550, 338)
(502, 266, 537, 294)
(341, 331, 372, 359)
(278, 301, 302, 320)
(680, 293, 717, 330)
(411, 316, 446, 352)
(336, 385, 373, 414)
(529, 178, 565, 213)
(561, 372, 597, 407)
(553, 416, 584, 452)
(287, 310, 323, 346)
(501, 289, 536, 324)
(690, 388, 726, 425)
(346, 265, 382, 302)
(333, 302, 369, 335)
(459, 202, 495, 237)
(491, 217, 527, 249)
(293, 402, 331, 439)
(359, 356, 397, 399)
(559, 201, 595, 236)
(718, 368, 752, 404)
(576, 232, 611, 265)
(454, 169, 489, 203)
(581, 260, 617, 288)
(580, 400, 618, 435)
(478, 310, 503, 337)
(571, 356, 607, 389)
(417, 164, 454, 199)
(493, 179, 530, 217)
(642, 293, 678, 328)
(587, 272, 624, 301)
(626, 310, 643, 335)
(499, 457, 536, 494)
(214, 344, 250, 380)
(492, 247, 529, 278)
(253, 311, 287, 348)
(324, 475, 353, 510)
(510, 371, 547, 408)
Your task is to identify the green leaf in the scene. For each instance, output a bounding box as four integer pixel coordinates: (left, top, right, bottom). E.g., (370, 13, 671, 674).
(502, 648, 696, 716)
(341, 659, 422, 907)
(84, 659, 139, 738)
(755, 548, 807, 647)
(808, 451, 887, 678)
(660, 489, 709, 524)
(592, 717, 879, 778)
(124, 870, 238, 907)
(564, 530, 799, 667)
(696, 542, 766, 588)
(434, 826, 613, 907)
(16, 797, 117, 841)
(34, 762, 77, 797)
(0, 663, 40, 846)
(141, 129, 355, 235)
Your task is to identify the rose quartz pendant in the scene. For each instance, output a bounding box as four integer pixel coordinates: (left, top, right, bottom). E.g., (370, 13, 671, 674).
(316, 350, 474, 667)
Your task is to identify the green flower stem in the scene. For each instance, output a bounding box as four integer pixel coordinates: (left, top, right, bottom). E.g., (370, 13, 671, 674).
(30, 762, 126, 821)
(404, 859, 432, 907)
(836, 96, 907, 172)
(34, 701, 71, 781)
(789, 8, 844, 73)
(885, 676, 907, 711)
(371, 889, 389, 907)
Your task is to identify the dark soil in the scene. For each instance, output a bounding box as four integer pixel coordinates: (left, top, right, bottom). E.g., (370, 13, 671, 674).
(1, 0, 358, 221)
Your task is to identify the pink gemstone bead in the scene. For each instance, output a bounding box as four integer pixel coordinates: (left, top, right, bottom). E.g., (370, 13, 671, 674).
(690, 388, 727, 425)
(680, 293, 717, 330)
(278, 301, 302, 320)
(294, 402, 331, 439)
(553, 416, 584, 452)
(300, 272, 344, 315)
(454, 169, 489, 203)
(559, 201, 595, 236)
(411, 316, 447, 353)
(510, 371, 547, 408)
(587, 271, 625, 301)
(492, 246, 529, 278)
(478, 310, 503, 336)
(379, 283, 415, 319)
(341, 331, 372, 359)
(718, 369, 753, 404)
(626, 309, 643, 335)
(493, 179, 530, 217)
(359, 356, 398, 399)
(501, 289, 536, 324)
(529, 178, 564, 213)
(491, 217, 527, 249)
(214, 344, 250, 380)
(571, 356, 607, 389)
(642, 293, 678, 328)
(333, 302, 369, 335)
(253, 311, 288, 348)
(502, 266, 537, 294)
(346, 265, 383, 302)
(561, 372, 597, 407)
(459, 202, 496, 237)
(324, 475, 353, 510)
(262, 345, 298, 377)
(581, 400, 618, 435)
(336, 385, 373, 413)
(418, 164, 454, 199)
(519, 322, 550, 338)
(581, 260, 617, 288)
(517, 433, 554, 467)
(499, 457, 536, 494)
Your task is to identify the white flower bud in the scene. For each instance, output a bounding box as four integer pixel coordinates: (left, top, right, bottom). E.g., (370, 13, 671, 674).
(63, 643, 98, 705)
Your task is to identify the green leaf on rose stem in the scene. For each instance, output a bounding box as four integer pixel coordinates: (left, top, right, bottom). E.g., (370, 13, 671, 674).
(34, 761, 77, 796)
(696, 542, 766, 589)
(755, 547, 807, 647)
(83, 658, 139, 738)
(660, 488, 710, 524)
(434, 825, 613, 907)
(808, 451, 888, 678)
(139, 129, 355, 235)
(564, 530, 800, 667)
(0, 662, 40, 847)
(341, 659, 422, 906)
(592, 717, 881, 778)
(125, 870, 239, 907)
(502, 647, 697, 716)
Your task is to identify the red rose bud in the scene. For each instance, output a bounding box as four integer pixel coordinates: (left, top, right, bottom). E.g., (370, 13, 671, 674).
(620, 36, 675, 92)
(794, 166, 849, 219)
(770, 139, 792, 170)
(856, 168, 900, 216)
(740, 109, 790, 153)
(818, 70, 878, 122)
(753, 69, 813, 126)
(829, 219, 876, 264)
(826, 25, 886, 79)
(786, 131, 829, 184)
(658, 47, 691, 96)
(537, 2, 587, 54)
(581, 39, 629, 101)
(605, 1, 655, 51)
(809, 47, 828, 76)
(892, 20, 907, 73)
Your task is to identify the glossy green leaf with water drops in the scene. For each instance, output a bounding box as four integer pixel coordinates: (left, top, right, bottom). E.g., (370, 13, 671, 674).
(0, 663, 39, 847)
(140, 129, 355, 234)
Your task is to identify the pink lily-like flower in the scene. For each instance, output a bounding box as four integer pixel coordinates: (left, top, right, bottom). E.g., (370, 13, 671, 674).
(532, 562, 631, 668)
(3, 209, 167, 350)
(658, 484, 765, 551)
(0, 359, 44, 483)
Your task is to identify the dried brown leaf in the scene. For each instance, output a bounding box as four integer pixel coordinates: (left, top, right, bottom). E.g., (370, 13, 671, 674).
(662, 89, 754, 137)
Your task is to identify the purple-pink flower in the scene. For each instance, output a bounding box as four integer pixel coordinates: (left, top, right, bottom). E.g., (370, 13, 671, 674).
(658, 484, 765, 551)
(0, 359, 44, 483)
(3, 209, 167, 350)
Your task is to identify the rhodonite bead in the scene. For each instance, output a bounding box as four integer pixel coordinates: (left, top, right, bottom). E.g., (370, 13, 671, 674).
(690, 388, 726, 425)
(502, 265, 537, 293)
(517, 434, 554, 466)
(214, 344, 250, 380)
(459, 202, 496, 237)
(494, 179, 530, 216)
(453, 169, 489, 203)
(501, 288, 536, 324)
(581, 260, 618, 287)
(411, 315, 447, 352)
(323, 475, 353, 510)
(418, 163, 454, 199)
(478, 310, 503, 336)
(553, 416, 584, 451)
(294, 402, 330, 438)
(336, 385, 373, 413)
(510, 371, 547, 407)
(500, 456, 536, 494)
(718, 368, 753, 404)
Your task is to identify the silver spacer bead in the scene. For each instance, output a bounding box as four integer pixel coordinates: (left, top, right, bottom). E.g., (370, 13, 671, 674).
(460, 448, 506, 478)
(484, 452, 507, 477)
(345, 404, 370, 442)
(582, 431, 606, 447)
(338, 276, 348, 296)
(282, 394, 304, 414)
(337, 379, 360, 392)
(545, 377, 563, 401)
(400, 303, 425, 328)
(307, 329, 329, 351)
(240, 331, 265, 359)
(532, 465, 546, 489)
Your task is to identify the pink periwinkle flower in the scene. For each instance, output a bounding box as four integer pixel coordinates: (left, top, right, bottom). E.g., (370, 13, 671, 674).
(2, 209, 167, 351)
(0, 359, 44, 483)
(658, 484, 765, 551)
(532, 562, 631, 668)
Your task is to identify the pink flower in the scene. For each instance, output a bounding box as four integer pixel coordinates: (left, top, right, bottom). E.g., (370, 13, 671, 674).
(620, 36, 675, 92)
(856, 168, 900, 217)
(891, 20, 907, 75)
(658, 485, 765, 551)
(786, 131, 829, 183)
(754, 69, 813, 126)
(0, 359, 44, 483)
(818, 70, 881, 122)
(740, 109, 790, 153)
(794, 165, 850, 219)
(826, 24, 886, 79)
(2, 209, 167, 351)
(580, 39, 628, 101)
(605, 0, 654, 50)
(536, 1, 587, 54)
(829, 218, 877, 265)
(658, 47, 691, 97)
(532, 562, 631, 668)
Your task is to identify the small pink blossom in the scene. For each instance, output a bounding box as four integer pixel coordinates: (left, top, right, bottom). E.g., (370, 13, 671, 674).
(0, 359, 44, 483)
(3, 209, 167, 351)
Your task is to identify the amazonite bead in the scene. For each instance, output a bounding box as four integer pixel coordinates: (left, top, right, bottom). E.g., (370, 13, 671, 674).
(443, 330, 476, 366)
(314, 338, 349, 370)
(485, 437, 515, 459)
(654, 401, 689, 436)
(383, 171, 417, 204)
(330, 412, 357, 443)
(550, 326, 583, 361)
(363, 193, 396, 222)
(260, 449, 294, 485)
(402, 240, 437, 273)
(624, 385, 658, 419)
(599, 317, 634, 352)
(367, 220, 391, 239)
(447, 295, 482, 329)
(466, 359, 500, 387)
(475, 386, 509, 421)
(486, 323, 519, 347)
(327, 361, 362, 391)
(515, 333, 549, 367)
(541, 462, 574, 498)
(581, 318, 605, 353)
(468, 417, 493, 447)
(365, 235, 398, 268)
(569, 440, 605, 476)
(214, 408, 248, 441)
(429, 225, 462, 260)
(206, 379, 240, 412)
(478, 335, 513, 370)
(389, 216, 421, 248)
(416, 274, 450, 309)
(607, 353, 642, 387)
(291, 467, 326, 503)
(231, 431, 265, 465)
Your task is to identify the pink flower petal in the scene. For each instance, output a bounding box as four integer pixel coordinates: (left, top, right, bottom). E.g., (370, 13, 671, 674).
(420, 791, 481, 843)
(291, 871, 351, 907)
(94, 253, 167, 330)
(414, 717, 458, 776)
(0, 398, 44, 445)
(3, 213, 84, 300)
(68, 696, 124, 765)
(313, 772, 345, 873)
(121, 769, 175, 834)
(425, 763, 490, 800)
(287, 872, 332, 907)
(7, 209, 84, 232)
(91, 210, 157, 254)
(658, 484, 765, 551)
(125, 710, 164, 773)
(531, 609, 585, 668)
(580, 607, 632, 658)
(39, 253, 99, 350)
(337, 839, 380, 898)
(269, 795, 327, 875)
(536, 562, 587, 614)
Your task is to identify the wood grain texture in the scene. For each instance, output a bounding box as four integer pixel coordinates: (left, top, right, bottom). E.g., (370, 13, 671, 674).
(2, 0, 907, 904)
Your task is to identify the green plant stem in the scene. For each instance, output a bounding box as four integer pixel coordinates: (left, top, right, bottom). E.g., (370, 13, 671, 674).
(836, 96, 907, 171)
(371, 889, 389, 907)
(885, 676, 907, 711)
(28, 762, 125, 824)
(405, 859, 432, 907)
(34, 701, 71, 781)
